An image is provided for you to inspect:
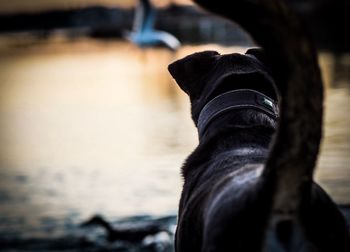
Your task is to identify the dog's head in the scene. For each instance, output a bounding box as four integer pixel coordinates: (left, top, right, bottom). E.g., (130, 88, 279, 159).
(168, 48, 278, 124)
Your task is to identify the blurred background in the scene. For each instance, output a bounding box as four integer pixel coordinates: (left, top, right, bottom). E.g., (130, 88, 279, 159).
(0, 0, 349, 251)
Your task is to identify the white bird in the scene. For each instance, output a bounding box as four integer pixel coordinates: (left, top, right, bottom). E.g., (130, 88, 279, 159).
(125, 0, 181, 51)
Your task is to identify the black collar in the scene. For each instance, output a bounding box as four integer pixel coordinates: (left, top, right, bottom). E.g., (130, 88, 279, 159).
(197, 89, 279, 138)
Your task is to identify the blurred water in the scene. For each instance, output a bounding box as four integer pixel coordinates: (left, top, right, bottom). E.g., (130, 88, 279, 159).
(0, 38, 349, 249)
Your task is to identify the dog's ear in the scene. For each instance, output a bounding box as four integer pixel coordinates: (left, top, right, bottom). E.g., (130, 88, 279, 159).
(168, 50, 219, 98)
(245, 48, 269, 68)
(246, 47, 280, 98)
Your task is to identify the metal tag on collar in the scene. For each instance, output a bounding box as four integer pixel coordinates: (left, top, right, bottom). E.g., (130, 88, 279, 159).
(256, 93, 276, 113)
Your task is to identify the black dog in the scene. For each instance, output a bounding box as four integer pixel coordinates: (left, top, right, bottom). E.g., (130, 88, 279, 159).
(168, 0, 350, 251)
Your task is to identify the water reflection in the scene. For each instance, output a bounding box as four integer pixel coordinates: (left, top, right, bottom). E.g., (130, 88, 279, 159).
(0, 39, 349, 241)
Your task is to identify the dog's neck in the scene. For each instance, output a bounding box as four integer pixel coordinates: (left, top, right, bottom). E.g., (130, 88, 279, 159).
(196, 89, 279, 141)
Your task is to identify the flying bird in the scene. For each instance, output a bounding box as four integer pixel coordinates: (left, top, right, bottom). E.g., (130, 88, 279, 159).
(125, 0, 181, 51)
